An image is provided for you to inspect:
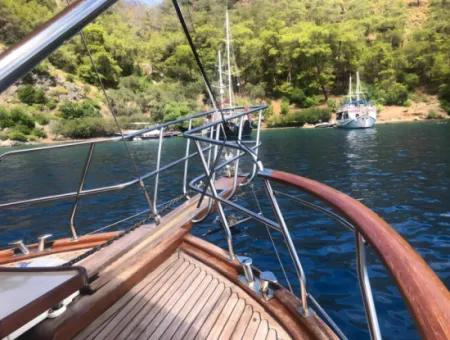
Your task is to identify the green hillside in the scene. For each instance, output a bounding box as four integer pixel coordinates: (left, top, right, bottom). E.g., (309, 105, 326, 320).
(0, 0, 449, 142)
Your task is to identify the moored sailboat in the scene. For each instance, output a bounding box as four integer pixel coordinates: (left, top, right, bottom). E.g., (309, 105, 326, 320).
(336, 72, 377, 129)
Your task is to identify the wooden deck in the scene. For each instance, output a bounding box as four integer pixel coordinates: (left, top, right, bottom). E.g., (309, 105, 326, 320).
(22, 176, 336, 340)
(74, 251, 291, 340)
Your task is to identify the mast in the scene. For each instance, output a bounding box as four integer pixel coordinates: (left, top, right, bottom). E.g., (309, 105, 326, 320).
(225, 10, 233, 108)
(356, 71, 360, 102)
(218, 50, 224, 109)
(348, 74, 353, 99)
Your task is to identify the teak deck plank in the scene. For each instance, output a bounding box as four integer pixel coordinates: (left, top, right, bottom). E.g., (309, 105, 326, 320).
(205, 292, 239, 339)
(75, 254, 183, 340)
(266, 328, 278, 340)
(137, 266, 204, 339)
(116, 261, 193, 340)
(217, 298, 246, 340)
(155, 272, 213, 339)
(75, 254, 178, 340)
(230, 304, 254, 340)
(242, 311, 261, 339)
(76, 251, 293, 340)
(255, 319, 270, 339)
(171, 280, 224, 340)
(92, 257, 187, 340)
(191, 287, 232, 339)
(102, 258, 186, 339)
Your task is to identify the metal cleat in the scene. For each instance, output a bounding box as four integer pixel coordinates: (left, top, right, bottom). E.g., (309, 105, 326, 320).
(237, 255, 255, 285)
(260, 271, 278, 300)
(38, 234, 53, 252)
(9, 240, 30, 255)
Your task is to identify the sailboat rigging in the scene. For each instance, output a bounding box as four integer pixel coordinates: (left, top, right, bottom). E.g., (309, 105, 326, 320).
(336, 71, 377, 129)
(217, 10, 253, 139)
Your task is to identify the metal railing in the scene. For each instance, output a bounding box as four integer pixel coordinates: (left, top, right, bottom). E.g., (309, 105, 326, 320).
(184, 111, 311, 315)
(273, 190, 381, 340)
(0, 106, 264, 241)
(183, 112, 385, 339)
(1, 103, 382, 339)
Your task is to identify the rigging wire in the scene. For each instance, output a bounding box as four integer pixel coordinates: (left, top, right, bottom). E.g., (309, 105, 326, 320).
(251, 184, 294, 293)
(64, 0, 157, 220)
(172, 0, 231, 215)
(171, 0, 226, 125)
(183, 0, 197, 34)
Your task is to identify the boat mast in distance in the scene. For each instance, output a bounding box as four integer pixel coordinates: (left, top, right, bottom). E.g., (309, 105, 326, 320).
(336, 71, 377, 129)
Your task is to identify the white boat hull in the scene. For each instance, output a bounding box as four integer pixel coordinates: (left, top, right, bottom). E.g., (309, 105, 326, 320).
(336, 115, 376, 129)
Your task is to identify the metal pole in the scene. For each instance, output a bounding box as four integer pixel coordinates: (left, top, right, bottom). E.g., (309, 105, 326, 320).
(231, 116, 244, 196)
(0, 0, 120, 93)
(153, 128, 164, 216)
(183, 119, 192, 198)
(355, 232, 382, 340)
(262, 177, 309, 315)
(225, 11, 234, 109)
(218, 50, 224, 109)
(194, 141, 235, 260)
(69, 142, 95, 240)
(207, 125, 215, 169)
(244, 109, 263, 185)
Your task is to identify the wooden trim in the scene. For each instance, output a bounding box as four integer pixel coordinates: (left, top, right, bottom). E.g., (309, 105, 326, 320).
(24, 228, 188, 340)
(259, 169, 450, 340)
(180, 234, 337, 340)
(0, 232, 120, 265)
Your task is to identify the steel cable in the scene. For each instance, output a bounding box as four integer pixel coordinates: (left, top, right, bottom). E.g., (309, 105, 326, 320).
(64, 0, 157, 219)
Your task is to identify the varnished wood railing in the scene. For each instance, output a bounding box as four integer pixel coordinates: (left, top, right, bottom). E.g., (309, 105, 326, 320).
(259, 169, 450, 340)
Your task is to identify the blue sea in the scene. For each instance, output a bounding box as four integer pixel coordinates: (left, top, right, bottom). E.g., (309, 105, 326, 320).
(1, 120, 448, 339)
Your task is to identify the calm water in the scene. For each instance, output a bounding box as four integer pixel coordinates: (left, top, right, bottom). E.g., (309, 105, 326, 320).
(0, 121, 449, 339)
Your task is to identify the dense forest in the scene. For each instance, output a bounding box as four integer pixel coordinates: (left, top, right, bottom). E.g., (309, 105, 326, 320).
(0, 0, 449, 141)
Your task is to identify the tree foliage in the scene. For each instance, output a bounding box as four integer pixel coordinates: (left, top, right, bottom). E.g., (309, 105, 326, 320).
(0, 0, 449, 141)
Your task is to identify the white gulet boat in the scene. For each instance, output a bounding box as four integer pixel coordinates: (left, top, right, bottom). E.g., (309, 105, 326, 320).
(336, 72, 377, 129)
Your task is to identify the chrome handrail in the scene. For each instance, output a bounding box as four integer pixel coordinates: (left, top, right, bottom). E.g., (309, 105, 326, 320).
(273, 190, 381, 339)
(0, 106, 263, 240)
(182, 109, 384, 338)
(0, 0, 121, 93)
(69, 142, 95, 240)
(184, 107, 310, 315)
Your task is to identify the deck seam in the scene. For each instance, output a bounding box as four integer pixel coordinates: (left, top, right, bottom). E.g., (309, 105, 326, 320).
(168, 278, 222, 340)
(116, 260, 193, 339)
(138, 265, 204, 339)
(157, 274, 214, 339)
(217, 297, 246, 340)
(192, 287, 233, 339)
(81, 255, 179, 339)
(96, 257, 188, 339)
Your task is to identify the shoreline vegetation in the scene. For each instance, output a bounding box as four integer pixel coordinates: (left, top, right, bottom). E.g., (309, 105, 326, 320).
(1, 0, 449, 145)
(1, 107, 447, 147)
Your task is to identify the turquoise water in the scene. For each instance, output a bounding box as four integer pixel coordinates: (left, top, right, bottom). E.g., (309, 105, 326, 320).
(0, 121, 449, 338)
